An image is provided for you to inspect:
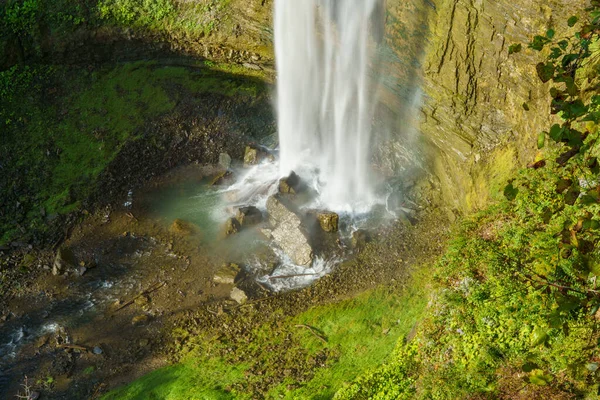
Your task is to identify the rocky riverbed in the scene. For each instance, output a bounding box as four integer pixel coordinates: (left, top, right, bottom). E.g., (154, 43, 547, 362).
(0, 148, 449, 399)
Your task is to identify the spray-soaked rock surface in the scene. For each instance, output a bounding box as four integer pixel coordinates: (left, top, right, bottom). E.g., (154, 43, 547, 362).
(265, 195, 314, 266)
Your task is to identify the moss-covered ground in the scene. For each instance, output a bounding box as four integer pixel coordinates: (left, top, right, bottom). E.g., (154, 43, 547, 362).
(0, 60, 267, 245)
(102, 268, 430, 399)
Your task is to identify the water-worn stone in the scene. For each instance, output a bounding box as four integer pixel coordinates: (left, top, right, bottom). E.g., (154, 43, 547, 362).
(236, 206, 263, 227)
(230, 287, 248, 304)
(132, 314, 149, 326)
(170, 219, 198, 236)
(218, 152, 232, 170)
(243, 145, 272, 167)
(266, 195, 313, 266)
(92, 346, 103, 355)
(278, 171, 301, 194)
(224, 217, 241, 236)
(316, 211, 339, 233)
(53, 247, 76, 276)
(214, 263, 241, 284)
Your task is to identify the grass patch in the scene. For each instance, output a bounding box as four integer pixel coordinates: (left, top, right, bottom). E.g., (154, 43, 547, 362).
(102, 269, 430, 399)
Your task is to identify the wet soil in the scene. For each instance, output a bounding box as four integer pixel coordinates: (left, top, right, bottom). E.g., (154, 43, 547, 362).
(0, 158, 449, 398)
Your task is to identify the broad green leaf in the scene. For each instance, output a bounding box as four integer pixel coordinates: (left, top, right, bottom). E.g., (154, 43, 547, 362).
(508, 43, 522, 55)
(537, 131, 545, 149)
(536, 62, 555, 83)
(530, 35, 549, 51)
(549, 124, 564, 141)
(530, 328, 549, 346)
(558, 40, 569, 50)
(568, 16, 579, 27)
(546, 29, 556, 39)
(562, 53, 579, 68)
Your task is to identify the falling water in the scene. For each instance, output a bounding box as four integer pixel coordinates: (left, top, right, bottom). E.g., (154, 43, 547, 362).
(275, 0, 383, 212)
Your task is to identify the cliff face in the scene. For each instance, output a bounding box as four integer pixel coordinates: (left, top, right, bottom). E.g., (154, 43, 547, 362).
(1, 0, 586, 213)
(416, 0, 585, 211)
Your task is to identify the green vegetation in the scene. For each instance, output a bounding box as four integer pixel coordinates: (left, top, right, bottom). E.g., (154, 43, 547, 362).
(102, 270, 430, 399)
(0, 0, 234, 63)
(96, 0, 232, 37)
(101, 5, 600, 399)
(335, 4, 600, 399)
(0, 61, 265, 245)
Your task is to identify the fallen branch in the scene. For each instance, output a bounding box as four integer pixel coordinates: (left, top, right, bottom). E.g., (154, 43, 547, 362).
(125, 212, 137, 221)
(295, 324, 327, 344)
(113, 281, 166, 313)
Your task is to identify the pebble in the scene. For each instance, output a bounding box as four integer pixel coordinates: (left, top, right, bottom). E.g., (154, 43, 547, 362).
(92, 346, 103, 355)
(132, 314, 149, 326)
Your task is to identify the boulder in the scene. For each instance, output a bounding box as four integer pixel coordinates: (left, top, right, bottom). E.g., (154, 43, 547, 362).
(224, 217, 241, 236)
(243, 145, 271, 167)
(214, 263, 241, 285)
(230, 287, 248, 304)
(218, 152, 232, 170)
(316, 211, 339, 233)
(243, 146, 260, 166)
(278, 171, 302, 194)
(266, 195, 313, 266)
(53, 247, 76, 276)
(236, 206, 263, 227)
(211, 170, 233, 186)
(170, 219, 199, 236)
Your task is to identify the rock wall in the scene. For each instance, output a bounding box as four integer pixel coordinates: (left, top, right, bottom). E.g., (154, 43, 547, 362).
(3, 0, 587, 214)
(416, 0, 586, 211)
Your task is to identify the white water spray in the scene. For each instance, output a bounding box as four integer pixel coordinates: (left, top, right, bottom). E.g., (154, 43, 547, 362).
(275, 0, 383, 212)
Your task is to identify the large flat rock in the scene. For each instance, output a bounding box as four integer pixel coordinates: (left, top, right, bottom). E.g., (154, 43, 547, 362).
(266, 195, 313, 266)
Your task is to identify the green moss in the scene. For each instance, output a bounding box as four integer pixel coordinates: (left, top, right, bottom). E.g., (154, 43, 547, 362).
(339, 155, 600, 398)
(102, 270, 430, 399)
(0, 61, 265, 245)
(96, 0, 233, 38)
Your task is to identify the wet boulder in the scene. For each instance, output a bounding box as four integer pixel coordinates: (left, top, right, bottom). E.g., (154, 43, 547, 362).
(224, 217, 241, 236)
(278, 171, 302, 194)
(243, 145, 264, 166)
(230, 287, 248, 304)
(218, 152, 232, 170)
(214, 263, 241, 285)
(316, 211, 339, 233)
(170, 219, 199, 236)
(236, 206, 263, 227)
(266, 195, 313, 266)
(53, 247, 76, 276)
(210, 170, 234, 186)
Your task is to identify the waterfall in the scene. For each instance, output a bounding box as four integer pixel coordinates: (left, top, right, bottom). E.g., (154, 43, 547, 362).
(274, 0, 383, 212)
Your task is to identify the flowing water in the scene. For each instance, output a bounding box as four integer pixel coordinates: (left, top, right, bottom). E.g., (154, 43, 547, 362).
(275, 0, 384, 212)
